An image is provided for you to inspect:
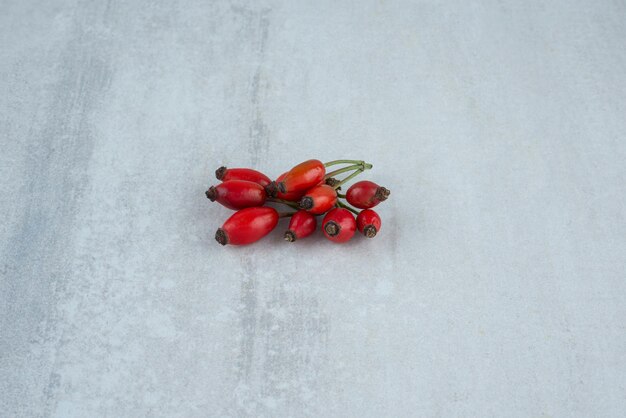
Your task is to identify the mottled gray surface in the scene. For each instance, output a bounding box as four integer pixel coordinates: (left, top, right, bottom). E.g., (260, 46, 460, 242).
(1, 1, 625, 417)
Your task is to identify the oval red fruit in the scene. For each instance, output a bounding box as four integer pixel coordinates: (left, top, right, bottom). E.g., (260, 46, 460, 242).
(299, 185, 337, 215)
(346, 180, 390, 209)
(206, 180, 266, 210)
(275, 159, 325, 194)
(215, 166, 271, 188)
(356, 209, 381, 238)
(215, 207, 279, 245)
(274, 172, 307, 201)
(322, 208, 356, 243)
(284, 210, 317, 242)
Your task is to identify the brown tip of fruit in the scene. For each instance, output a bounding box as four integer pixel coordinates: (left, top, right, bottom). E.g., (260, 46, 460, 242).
(284, 230, 296, 242)
(215, 166, 227, 180)
(265, 182, 278, 197)
(266, 181, 286, 197)
(299, 196, 313, 210)
(205, 186, 217, 201)
(215, 228, 228, 245)
(324, 221, 340, 237)
(363, 225, 377, 238)
(325, 177, 339, 187)
(376, 187, 390, 201)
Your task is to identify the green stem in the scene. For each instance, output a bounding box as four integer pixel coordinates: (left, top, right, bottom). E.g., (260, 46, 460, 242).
(337, 192, 346, 198)
(334, 169, 364, 189)
(268, 198, 299, 209)
(325, 164, 361, 179)
(337, 200, 359, 215)
(324, 159, 373, 170)
(324, 159, 364, 167)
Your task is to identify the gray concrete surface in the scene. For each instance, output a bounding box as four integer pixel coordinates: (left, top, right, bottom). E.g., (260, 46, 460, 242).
(1, 0, 625, 417)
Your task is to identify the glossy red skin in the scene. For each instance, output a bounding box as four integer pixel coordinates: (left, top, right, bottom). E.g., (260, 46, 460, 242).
(277, 159, 325, 194)
(346, 180, 383, 209)
(322, 208, 356, 243)
(356, 209, 381, 235)
(210, 180, 266, 210)
(218, 167, 271, 188)
(300, 184, 337, 215)
(275, 172, 307, 201)
(286, 210, 317, 240)
(218, 207, 278, 245)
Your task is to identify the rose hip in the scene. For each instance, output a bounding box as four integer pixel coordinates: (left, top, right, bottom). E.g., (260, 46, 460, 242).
(215, 166, 271, 188)
(322, 208, 356, 243)
(345, 180, 390, 209)
(298, 184, 337, 215)
(274, 172, 307, 201)
(356, 209, 381, 238)
(284, 210, 317, 242)
(205, 180, 266, 210)
(272, 159, 325, 195)
(215, 207, 279, 245)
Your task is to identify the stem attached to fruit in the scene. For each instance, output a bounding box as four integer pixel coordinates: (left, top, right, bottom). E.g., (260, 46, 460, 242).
(325, 160, 372, 179)
(268, 198, 299, 209)
(333, 169, 364, 189)
(336, 199, 359, 215)
(278, 211, 296, 218)
(324, 159, 373, 169)
(325, 164, 361, 179)
(324, 159, 363, 167)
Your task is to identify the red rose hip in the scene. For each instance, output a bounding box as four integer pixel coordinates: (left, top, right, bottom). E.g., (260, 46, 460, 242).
(274, 171, 307, 201)
(205, 180, 266, 210)
(215, 166, 271, 188)
(284, 210, 317, 242)
(346, 180, 390, 209)
(271, 159, 325, 195)
(322, 208, 356, 243)
(298, 185, 337, 215)
(215, 207, 279, 245)
(356, 209, 381, 238)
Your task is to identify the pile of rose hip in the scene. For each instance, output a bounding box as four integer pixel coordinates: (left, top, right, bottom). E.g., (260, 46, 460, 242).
(206, 159, 390, 246)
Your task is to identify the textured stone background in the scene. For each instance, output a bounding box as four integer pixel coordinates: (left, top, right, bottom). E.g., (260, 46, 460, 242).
(1, 1, 625, 417)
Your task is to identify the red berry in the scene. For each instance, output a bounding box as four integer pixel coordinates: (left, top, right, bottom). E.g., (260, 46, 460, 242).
(215, 166, 271, 188)
(205, 180, 266, 210)
(322, 208, 356, 243)
(215, 207, 279, 245)
(356, 209, 381, 238)
(271, 159, 325, 195)
(274, 171, 307, 201)
(346, 180, 390, 209)
(298, 185, 337, 215)
(284, 210, 317, 242)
